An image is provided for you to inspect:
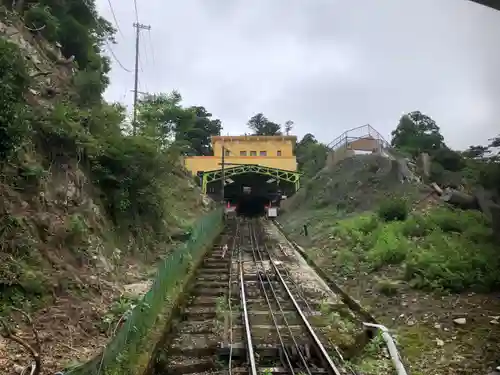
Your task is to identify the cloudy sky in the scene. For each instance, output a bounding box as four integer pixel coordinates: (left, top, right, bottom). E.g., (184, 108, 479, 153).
(95, 0, 500, 150)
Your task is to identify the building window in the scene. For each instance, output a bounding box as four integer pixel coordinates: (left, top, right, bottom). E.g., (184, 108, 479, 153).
(240, 151, 247, 156)
(260, 151, 267, 156)
(277, 150, 282, 156)
(225, 149, 230, 156)
(250, 151, 257, 156)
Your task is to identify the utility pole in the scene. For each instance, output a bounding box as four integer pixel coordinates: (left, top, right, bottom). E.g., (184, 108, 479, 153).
(221, 145, 225, 203)
(132, 22, 151, 135)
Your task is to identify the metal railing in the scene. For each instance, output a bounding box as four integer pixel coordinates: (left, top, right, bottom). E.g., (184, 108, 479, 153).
(63, 209, 223, 375)
(326, 124, 390, 151)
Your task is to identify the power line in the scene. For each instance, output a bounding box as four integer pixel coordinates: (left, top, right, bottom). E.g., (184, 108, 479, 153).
(133, 0, 139, 23)
(147, 29, 156, 66)
(105, 41, 133, 72)
(81, 0, 132, 72)
(141, 34, 149, 67)
(106, 0, 124, 38)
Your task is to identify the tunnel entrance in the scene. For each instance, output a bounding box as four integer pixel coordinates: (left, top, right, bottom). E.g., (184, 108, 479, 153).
(235, 195, 268, 217)
(203, 167, 298, 217)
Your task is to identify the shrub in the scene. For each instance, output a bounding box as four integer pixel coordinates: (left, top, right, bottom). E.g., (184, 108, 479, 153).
(0, 39, 30, 161)
(429, 208, 488, 234)
(327, 206, 498, 293)
(24, 4, 60, 42)
(74, 69, 106, 107)
(377, 198, 408, 222)
(400, 209, 498, 292)
(366, 223, 408, 269)
(401, 214, 432, 237)
(432, 147, 465, 172)
(404, 230, 499, 292)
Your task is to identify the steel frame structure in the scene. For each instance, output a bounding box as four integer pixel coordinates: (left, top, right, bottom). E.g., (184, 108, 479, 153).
(201, 164, 300, 194)
(326, 124, 390, 151)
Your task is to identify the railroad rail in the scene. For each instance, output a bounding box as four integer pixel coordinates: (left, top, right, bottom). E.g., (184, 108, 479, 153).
(155, 218, 357, 375)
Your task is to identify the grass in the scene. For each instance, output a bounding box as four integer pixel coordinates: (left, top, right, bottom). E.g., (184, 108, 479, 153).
(281, 204, 499, 293)
(345, 331, 393, 374)
(281, 202, 500, 375)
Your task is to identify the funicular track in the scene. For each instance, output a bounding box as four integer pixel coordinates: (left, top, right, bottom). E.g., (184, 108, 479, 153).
(237, 220, 344, 375)
(157, 218, 351, 375)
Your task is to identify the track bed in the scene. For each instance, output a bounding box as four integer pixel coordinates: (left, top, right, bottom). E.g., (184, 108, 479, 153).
(153, 218, 366, 375)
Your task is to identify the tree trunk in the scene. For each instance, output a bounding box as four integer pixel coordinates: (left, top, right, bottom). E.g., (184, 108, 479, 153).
(474, 187, 493, 220)
(490, 205, 500, 244)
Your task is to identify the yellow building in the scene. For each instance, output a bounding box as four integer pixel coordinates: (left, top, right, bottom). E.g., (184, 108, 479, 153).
(184, 135, 297, 174)
(183, 135, 300, 195)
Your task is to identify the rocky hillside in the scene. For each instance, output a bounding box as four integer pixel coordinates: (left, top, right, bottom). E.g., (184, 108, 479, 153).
(280, 123, 500, 374)
(0, 6, 214, 374)
(283, 153, 427, 216)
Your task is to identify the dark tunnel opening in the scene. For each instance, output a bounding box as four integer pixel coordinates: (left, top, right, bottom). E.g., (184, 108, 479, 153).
(235, 195, 268, 217)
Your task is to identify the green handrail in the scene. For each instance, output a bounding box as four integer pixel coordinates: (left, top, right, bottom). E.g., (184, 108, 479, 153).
(64, 208, 223, 375)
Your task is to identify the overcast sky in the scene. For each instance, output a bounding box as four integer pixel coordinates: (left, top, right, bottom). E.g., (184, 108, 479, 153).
(95, 0, 500, 150)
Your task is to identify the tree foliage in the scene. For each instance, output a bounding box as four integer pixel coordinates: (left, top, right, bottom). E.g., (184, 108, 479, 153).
(295, 133, 328, 179)
(136, 92, 222, 155)
(6, 0, 114, 104)
(175, 106, 222, 156)
(391, 111, 445, 156)
(389, 111, 500, 195)
(0, 3, 223, 251)
(0, 38, 30, 160)
(463, 145, 490, 160)
(247, 113, 282, 136)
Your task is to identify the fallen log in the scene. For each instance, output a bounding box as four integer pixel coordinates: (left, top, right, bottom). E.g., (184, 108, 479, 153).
(431, 182, 443, 195)
(441, 188, 479, 210)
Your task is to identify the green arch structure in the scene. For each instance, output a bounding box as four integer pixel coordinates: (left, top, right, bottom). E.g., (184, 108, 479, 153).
(201, 164, 301, 194)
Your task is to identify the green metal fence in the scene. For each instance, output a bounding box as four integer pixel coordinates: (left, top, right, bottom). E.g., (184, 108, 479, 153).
(64, 209, 223, 375)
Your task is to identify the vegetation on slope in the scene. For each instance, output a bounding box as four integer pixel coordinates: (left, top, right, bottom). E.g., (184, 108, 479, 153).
(0, 2, 223, 373)
(391, 111, 500, 193)
(280, 111, 500, 374)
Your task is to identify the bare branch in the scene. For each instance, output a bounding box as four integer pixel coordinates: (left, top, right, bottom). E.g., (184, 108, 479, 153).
(30, 71, 51, 79)
(24, 24, 46, 32)
(11, 308, 41, 352)
(0, 309, 42, 375)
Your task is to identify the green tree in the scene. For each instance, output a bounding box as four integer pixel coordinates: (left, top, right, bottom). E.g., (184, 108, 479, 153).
(136, 92, 222, 155)
(463, 145, 491, 159)
(175, 106, 222, 155)
(136, 92, 188, 149)
(247, 113, 281, 136)
(489, 135, 500, 149)
(391, 111, 445, 156)
(478, 135, 500, 193)
(295, 133, 328, 179)
(284, 120, 294, 135)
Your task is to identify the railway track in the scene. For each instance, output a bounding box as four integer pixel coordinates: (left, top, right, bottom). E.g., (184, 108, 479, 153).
(155, 218, 359, 375)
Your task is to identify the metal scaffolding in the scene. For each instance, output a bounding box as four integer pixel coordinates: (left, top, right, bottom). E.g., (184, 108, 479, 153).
(201, 164, 301, 194)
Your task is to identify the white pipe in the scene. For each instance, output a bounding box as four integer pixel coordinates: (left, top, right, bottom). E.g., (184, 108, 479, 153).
(363, 322, 408, 375)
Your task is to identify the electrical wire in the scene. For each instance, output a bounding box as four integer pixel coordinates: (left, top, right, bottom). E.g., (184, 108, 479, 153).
(133, 0, 139, 23)
(105, 41, 133, 72)
(147, 29, 156, 66)
(81, 0, 132, 72)
(106, 0, 124, 38)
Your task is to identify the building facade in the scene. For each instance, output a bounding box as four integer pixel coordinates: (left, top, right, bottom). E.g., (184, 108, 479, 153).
(183, 135, 298, 176)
